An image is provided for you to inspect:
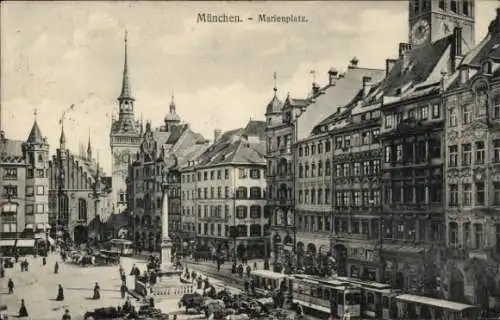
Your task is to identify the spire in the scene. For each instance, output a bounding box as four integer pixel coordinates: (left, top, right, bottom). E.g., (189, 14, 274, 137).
(118, 30, 134, 101)
(169, 94, 176, 112)
(59, 121, 66, 149)
(87, 134, 92, 161)
(273, 71, 278, 96)
(27, 109, 44, 144)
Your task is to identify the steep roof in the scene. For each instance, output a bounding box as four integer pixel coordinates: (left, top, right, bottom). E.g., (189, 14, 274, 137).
(26, 120, 45, 144)
(0, 138, 25, 164)
(381, 36, 452, 98)
(297, 66, 385, 140)
(243, 120, 266, 140)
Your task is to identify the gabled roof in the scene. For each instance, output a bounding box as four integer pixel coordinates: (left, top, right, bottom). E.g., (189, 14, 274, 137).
(469, 32, 500, 66)
(381, 36, 452, 98)
(297, 66, 384, 140)
(26, 120, 45, 144)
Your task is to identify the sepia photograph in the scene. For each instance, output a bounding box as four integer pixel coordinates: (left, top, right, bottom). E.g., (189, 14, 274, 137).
(1, 0, 500, 319)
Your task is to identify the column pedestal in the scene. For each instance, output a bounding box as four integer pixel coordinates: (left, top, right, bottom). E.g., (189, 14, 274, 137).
(161, 238, 173, 270)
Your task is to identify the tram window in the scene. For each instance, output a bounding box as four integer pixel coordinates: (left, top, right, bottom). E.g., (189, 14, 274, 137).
(338, 294, 344, 305)
(382, 296, 389, 308)
(346, 293, 361, 305)
(367, 293, 375, 311)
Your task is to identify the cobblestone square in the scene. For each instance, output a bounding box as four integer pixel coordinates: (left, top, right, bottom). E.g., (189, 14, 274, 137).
(1, 254, 201, 320)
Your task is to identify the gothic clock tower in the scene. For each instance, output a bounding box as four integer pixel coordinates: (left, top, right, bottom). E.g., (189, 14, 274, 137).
(408, 0, 475, 51)
(109, 31, 142, 207)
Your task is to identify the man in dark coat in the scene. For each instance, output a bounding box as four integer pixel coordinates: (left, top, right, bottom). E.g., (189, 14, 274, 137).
(62, 309, 71, 320)
(8, 278, 14, 294)
(54, 261, 59, 274)
(120, 283, 127, 299)
(93, 282, 100, 299)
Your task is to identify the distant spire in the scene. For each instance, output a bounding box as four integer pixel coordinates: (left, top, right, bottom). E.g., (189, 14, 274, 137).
(273, 72, 278, 95)
(170, 94, 176, 112)
(118, 30, 134, 101)
(59, 120, 66, 149)
(87, 133, 92, 161)
(27, 109, 45, 144)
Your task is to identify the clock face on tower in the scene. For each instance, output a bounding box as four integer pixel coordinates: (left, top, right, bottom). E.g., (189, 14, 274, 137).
(411, 19, 430, 46)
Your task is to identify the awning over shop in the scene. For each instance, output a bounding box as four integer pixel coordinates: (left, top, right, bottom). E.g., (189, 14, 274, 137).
(25, 224, 34, 229)
(35, 223, 45, 230)
(0, 239, 15, 247)
(44, 223, 51, 230)
(15, 239, 35, 247)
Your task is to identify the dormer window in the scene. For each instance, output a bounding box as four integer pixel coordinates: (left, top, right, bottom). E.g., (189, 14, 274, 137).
(483, 61, 493, 75)
(460, 68, 469, 84)
(438, 0, 445, 10)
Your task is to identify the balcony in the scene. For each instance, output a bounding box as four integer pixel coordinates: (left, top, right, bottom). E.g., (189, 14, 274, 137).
(198, 215, 229, 222)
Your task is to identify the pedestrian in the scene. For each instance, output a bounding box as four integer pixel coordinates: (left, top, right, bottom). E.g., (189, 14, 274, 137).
(253, 261, 257, 270)
(56, 284, 64, 301)
(18, 299, 28, 317)
(92, 282, 100, 299)
(54, 261, 59, 274)
(8, 278, 14, 294)
(120, 283, 127, 299)
(62, 309, 71, 320)
(24, 260, 29, 272)
(0, 265, 4, 278)
(246, 265, 251, 277)
(42, 256, 47, 266)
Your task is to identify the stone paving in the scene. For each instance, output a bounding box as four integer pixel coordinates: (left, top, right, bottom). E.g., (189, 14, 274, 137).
(0, 253, 203, 320)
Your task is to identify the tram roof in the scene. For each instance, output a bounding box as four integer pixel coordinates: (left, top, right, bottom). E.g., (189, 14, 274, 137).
(336, 276, 392, 290)
(396, 294, 479, 311)
(250, 270, 287, 280)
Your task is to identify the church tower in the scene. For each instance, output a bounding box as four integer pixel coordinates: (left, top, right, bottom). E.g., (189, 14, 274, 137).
(109, 31, 141, 208)
(408, 0, 475, 51)
(24, 113, 50, 231)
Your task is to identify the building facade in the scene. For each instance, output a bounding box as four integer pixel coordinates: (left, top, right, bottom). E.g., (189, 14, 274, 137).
(129, 100, 206, 252)
(294, 60, 385, 277)
(0, 120, 50, 240)
(182, 121, 270, 260)
(48, 125, 112, 244)
(442, 12, 500, 308)
(110, 32, 142, 210)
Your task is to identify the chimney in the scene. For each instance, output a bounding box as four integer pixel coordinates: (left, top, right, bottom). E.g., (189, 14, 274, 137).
(399, 43, 412, 71)
(214, 129, 222, 142)
(348, 57, 359, 69)
(385, 59, 396, 76)
(451, 27, 463, 72)
(312, 82, 320, 95)
(362, 76, 373, 97)
(489, 8, 500, 34)
(328, 68, 339, 85)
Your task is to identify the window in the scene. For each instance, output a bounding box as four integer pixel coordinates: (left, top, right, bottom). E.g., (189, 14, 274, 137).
(250, 206, 261, 219)
(462, 143, 471, 165)
(3, 185, 17, 198)
(385, 114, 393, 128)
(36, 204, 44, 214)
(204, 171, 208, 180)
(439, 0, 445, 9)
(396, 144, 403, 161)
(463, 183, 472, 206)
(449, 222, 459, 246)
(318, 142, 323, 154)
(210, 170, 215, 180)
(494, 182, 500, 205)
(3, 168, 17, 180)
(449, 184, 458, 206)
(25, 204, 33, 215)
(236, 206, 247, 219)
(476, 182, 485, 206)
(236, 187, 247, 199)
(26, 186, 34, 196)
(449, 108, 457, 127)
(353, 162, 361, 176)
(318, 161, 323, 176)
(325, 160, 331, 176)
(1, 212, 16, 233)
(362, 132, 370, 145)
(462, 0, 470, 16)
(325, 141, 331, 152)
(335, 136, 343, 149)
(450, 0, 457, 13)
(475, 141, 485, 164)
(384, 221, 393, 240)
(344, 136, 351, 148)
(299, 147, 303, 157)
(495, 140, 500, 162)
(238, 168, 247, 179)
(250, 169, 260, 179)
(463, 104, 472, 124)
(385, 146, 392, 162)
(250, 187, 261, 199)
(432, 104, 440, 118)
(474, 223, 483, 249)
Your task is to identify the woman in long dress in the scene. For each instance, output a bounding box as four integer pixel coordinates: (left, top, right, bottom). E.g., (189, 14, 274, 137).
(92, 282, 100, 299)
(18, 299, 28, 317)
(56, 284, 64, 301)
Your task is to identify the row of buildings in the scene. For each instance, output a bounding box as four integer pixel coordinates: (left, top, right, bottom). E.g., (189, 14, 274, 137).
(266, 0, 500, 308)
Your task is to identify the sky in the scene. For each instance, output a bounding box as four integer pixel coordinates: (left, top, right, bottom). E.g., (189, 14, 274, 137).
(1, 1, 498, 173)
